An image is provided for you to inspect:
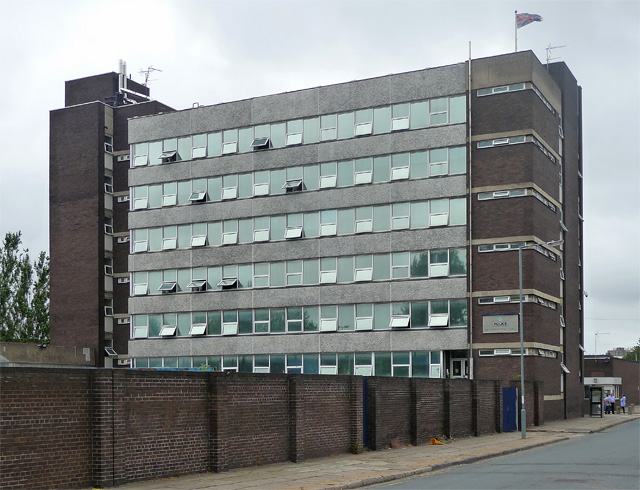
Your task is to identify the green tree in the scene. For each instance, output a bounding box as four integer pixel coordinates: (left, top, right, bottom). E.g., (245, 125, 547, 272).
(0, 232, 50, 343)
(623, 339, 640, 361)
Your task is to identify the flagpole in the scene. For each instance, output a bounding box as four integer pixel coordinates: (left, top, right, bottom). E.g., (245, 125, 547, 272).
(515, 10, 518, 52)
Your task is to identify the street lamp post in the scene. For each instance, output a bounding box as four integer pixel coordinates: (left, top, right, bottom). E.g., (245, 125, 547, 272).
(518, 239, 563, 440)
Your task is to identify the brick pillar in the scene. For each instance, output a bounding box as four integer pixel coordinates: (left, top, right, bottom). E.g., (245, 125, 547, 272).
(288, 375, 305, 462)
(349, 377, 364, 453)
(443, 379, 452, 439)
(495, 381, 504, 433)
(471, 380, 479, 436)
(534, 381, 544, 426)
(91, 370, 114, 488)
(208, 374, 228, 473)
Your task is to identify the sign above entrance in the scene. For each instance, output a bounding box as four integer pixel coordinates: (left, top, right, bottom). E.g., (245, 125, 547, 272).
(483, 313, 518, 333)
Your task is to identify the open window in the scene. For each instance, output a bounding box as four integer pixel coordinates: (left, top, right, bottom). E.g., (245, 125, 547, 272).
(217, 277, 238, 289)
(428, 314, 449, 327)
(104, 347, 117, 357)
(159, 325, 177, 337)
(285, 133, 302, 146)
(284, 226, 303, 240)
(158, 282, 177, 293)
(160, 150, 177, 163)
(189, 191, 207, 203)
(251, 137, 270, 150)
(187, 279, 207, 292)
(190, 323, 207, 336)
(354, 121, 373, 136)
(283, 179, 303, 193)
(390, 315, 410, 328)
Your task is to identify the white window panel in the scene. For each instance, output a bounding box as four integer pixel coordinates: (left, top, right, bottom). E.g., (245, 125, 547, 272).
(285, 133, 303, 146)
(222, 232, 238, 245)
(391, 216, 409, 230)
(190, 324, 207, 336)
(494, 296, 511, 303)
(104, 347, 117, 357)
(162, 237, 177, 250)
(319, 175, 337, 188)
(133, 197, 148, 210)
(222, 142, 238, 154)
(132, 326, 147, 338)
(132, 284, 148, 296)
(355, 220, 373, 233)
(104, 224, 113, 235)
(354, 122, 373, 136)
(391, 117, 410, 131)
(354, 171, 372, 185)
(429, 213, 448, 227)
(319, 270, 337, 284)
(254, 229, 269, 242)
(493, 138, 509, 146)
(320, 366, 337, 375)
(163, 194, 177, 206)
(355, 366, 372, 376)
(222, 187, 238, 200)
(159, 325, 176, 337)
(390, 316, 410, 328)
(355, 318, 373, 330)
(254, 367, 270, 374)
(391, 166, 410, 180)
(429, 364, 441, 378)
(104, 306, 114, 316)
(158, 282, 177, 293)
(320, 128, 337, 140)
(561, 363, 570, 374)
(133, 155, 147, 167)
(189, 191, 206, 202)
(133, 241, 147, 253)
(320, 223, 337, 236)
(191, 235, 207, 247)
(354, 268, 373, 282)
(104, 183, 113, 194)
(320, 319, 338, 331)
(493, 190, 510, 198)
(222, 323, 238, 335)
(429, 315, 449, 327)
(192, 147, 207, 159)
(430, 263, 448, 277)
(253, 183, 269, 196)
(285, 226, 303, 239)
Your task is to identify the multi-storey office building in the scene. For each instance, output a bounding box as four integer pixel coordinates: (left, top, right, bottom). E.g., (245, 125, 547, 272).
(49, 64, 174, 367)
(123, 51, 583, 418)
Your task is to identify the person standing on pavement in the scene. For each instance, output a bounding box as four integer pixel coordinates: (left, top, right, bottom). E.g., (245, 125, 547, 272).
(620, 394, 626, 414)
(610, 393, 616, 414)
(604, 393, 610, 414)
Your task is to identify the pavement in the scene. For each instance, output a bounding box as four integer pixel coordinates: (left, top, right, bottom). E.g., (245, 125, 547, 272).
(95, 412, 640, 490)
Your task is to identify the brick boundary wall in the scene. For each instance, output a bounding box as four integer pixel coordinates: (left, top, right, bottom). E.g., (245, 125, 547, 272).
(1, 368, 529, 489)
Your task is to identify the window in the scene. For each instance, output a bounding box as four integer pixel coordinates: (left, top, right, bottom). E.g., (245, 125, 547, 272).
(159, 324, 176, 337)
(356, 304, 373, 330)
(320, 306, 338, 331)
(284, 226, 303, 240)
(251, 136, 270, 150)
(320, 258, 337, 284)
(158, 281, 177, 293)
(391, 103, 410, 131)
(320, 114, 337, 141)
(189, 191, 206, 203)
(390, 315, 410, 328)
(354, 255, 373, 282)
(429, 200, 449, 227)
(286, 131, 302, 146)
(283, 179, 303, 193)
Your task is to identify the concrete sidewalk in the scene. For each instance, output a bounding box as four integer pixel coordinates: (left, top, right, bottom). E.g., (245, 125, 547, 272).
(97, 413, 639, 490)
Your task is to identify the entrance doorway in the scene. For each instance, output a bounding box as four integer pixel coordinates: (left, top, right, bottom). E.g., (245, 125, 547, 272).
(450, 358, 467, 378)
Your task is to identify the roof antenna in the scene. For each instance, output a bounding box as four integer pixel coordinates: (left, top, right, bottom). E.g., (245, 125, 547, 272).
(140, 66, 162, 87)
(546, 44, 567, 71)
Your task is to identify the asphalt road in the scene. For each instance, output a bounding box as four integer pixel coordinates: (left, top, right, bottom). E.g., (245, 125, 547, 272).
(371, 419, 640, 489)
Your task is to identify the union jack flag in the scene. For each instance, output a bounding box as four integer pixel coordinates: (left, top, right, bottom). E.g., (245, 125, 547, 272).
(516, 12, 543, 29)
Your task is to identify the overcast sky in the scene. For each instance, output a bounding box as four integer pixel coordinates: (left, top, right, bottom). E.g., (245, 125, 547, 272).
(0, 0, 638, 354)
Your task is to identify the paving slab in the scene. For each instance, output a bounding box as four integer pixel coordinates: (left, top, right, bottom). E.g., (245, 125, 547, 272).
(88, 413, 639, 490)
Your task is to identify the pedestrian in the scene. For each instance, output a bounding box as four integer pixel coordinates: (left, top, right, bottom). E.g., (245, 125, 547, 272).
(620, 394, 626, 414)
(604, 394, 610, 414)
(610, 393, 616, 414)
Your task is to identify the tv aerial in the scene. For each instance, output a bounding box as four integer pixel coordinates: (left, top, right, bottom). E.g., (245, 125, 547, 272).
(546, 44, 567, 70)
(140, 66, 162, 87)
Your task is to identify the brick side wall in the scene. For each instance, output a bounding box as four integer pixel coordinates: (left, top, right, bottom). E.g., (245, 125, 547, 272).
(1, 368, 519, 489)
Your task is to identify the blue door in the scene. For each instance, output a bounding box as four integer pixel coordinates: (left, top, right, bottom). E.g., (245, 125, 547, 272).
(502, 387, 517, 432)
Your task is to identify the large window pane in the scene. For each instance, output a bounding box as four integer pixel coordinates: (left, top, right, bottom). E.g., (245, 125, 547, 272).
(373, 205, 391, 232)
(373, 155, 391, 183)
(411, 302, 429, 327)
(450, 300, 468, 326)
(373, 106, 391, 134)
(374, 303, 390, 330)
(374, 352, 391, 376)
(450, 249, 467, 275)
(410, 202, 429, 229)
(449, 198, 467, 225)
(337, 160, 354, 187)
(449, 95, 466, 124)
(337, 112, 355, 139)
(337, 256, 354, 282)
(449, 146, 466, 174)
(338, 304, 354, 331)
(412, 352, 430, 377)
(373, 254, 390, 280)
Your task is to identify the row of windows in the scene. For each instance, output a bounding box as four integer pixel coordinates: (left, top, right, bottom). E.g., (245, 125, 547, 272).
(133, 351, 444, 378)
(476, 134, 557, 164)
(131, 249, 467, 295)
(130, 147, 467, 211)
(476, 187, 557, 212)
(130, 96, 466, 167)
(131, 197, 467, 253)
(477, 294, 557, 310)
(476, 82, 556, 116)
(477, 241, 558, 261)
(131, 300, 468, 339)
(477, 347, 557, 358)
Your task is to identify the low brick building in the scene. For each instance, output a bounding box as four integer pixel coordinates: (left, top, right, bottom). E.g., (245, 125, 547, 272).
(584, 355, 640, 406)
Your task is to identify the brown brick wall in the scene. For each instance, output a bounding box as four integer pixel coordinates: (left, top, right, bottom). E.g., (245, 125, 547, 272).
(585, 358, 640, 405)
(0, 367, 529, 489)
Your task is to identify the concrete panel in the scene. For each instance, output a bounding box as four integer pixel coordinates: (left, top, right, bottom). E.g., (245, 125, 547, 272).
(129, 110, 191, 144)
(250, 87, 319, 124)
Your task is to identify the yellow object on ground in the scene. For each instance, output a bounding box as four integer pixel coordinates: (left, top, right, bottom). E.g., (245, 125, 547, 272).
(430, 438, 444, 445)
